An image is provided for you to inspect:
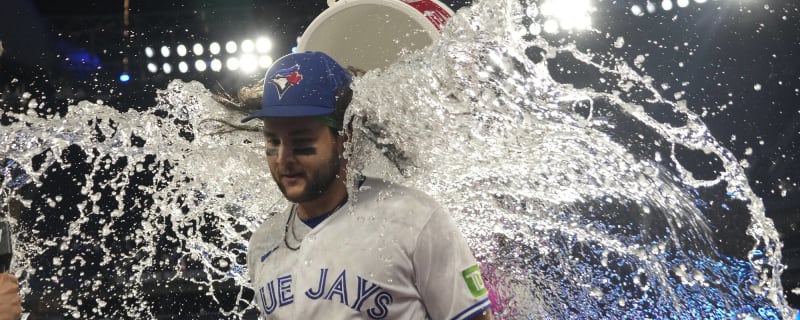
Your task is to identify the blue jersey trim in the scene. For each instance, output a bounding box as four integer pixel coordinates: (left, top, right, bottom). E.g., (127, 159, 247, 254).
(301, 195, 349, 228)
(450, 297, 492, 320)
(301, 210, 335, 228)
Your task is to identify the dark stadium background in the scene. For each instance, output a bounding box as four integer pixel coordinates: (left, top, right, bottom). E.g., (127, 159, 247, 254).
(1, 0, 798, 317)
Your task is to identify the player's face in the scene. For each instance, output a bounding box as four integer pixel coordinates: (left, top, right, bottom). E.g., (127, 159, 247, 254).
(262, 117, 343, 203)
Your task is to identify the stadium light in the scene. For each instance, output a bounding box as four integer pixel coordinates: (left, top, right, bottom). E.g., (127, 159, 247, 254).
(543, 19, 559, 34)
(193, 43, 204, 56)
(209, 42, 221, 55)
(240, 54, 258, 73)
(195, 60, 207, 72)
(176, 44, 187, 57)
(147, 63, 158, 73)
(145, 47, 154, 58)
(163, 63, 172, 74)
(661, 0, 673, 11)
(631, 5, 644, 16)
(226, 57, 240, 71)
(226, 41, 238, 54)
(160, 46, 171, 58)
(241, 39, 255, 53)
(210, 59, 222, 72)
(540, 0, 593, 32)
(256, 38, 272, 53)
(178, 61, 189, 73)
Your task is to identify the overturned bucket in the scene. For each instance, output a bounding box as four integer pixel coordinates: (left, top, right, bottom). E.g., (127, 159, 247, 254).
(297, 0, 454, 72)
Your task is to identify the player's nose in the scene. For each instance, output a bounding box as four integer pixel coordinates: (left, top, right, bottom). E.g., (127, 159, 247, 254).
(275, 144, 297, 164)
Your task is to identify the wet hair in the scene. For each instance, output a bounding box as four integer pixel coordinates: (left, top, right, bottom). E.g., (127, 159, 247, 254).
(327, 65, 365, 136)
(327, 85, 353, 136)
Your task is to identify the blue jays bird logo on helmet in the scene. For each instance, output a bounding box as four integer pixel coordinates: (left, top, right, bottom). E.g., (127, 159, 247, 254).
(270, 64, 303, 99)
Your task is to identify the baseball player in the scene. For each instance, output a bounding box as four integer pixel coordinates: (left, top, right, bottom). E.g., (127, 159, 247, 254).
(242, 51, 493, 319)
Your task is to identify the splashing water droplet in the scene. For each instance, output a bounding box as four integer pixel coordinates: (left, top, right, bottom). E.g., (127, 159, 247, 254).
(614, 37, 625, 48)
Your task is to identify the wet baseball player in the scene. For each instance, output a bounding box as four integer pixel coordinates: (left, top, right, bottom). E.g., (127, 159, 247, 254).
(242, 51, 493, 320)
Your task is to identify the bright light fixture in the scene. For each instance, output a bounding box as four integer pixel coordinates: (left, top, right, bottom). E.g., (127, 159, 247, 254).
(147, 63, 158, 73)
(647, 1, 657, 13)
(543, 19, 560, 34)
(225, 41, 238, 54)
(661, 0, 673, 11)
(160, 46, 171, 58)
(210, 59, 222, 72)
(209, 42, 221, 55)
(145, 47, 154, 58)
(240, 54, 258, 73)
(226, 57, 240, 71)
(178, 61, 189, 73)
(193, 43, 204, 56)
(256, 38, 272, 53)
(241, 39, 255, 53)
(195, 60, 207, 72)
(162, 63, 172, 74)
(176, 44, 187, 57)
(631, 5, 644, 16)
(540, 0, 594, 32)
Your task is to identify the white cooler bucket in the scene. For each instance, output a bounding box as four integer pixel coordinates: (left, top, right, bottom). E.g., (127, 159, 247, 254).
(297, 0, 454, 72)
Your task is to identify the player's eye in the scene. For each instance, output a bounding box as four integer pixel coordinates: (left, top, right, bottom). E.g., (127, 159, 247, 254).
(266, 138, 281, 146)
(293, 147, 317, 156)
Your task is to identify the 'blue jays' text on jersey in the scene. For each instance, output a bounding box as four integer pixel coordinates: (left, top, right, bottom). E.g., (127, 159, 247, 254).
(247, 177, 491, 320)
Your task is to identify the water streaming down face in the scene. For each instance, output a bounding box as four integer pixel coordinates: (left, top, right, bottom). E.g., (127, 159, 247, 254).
(0, 0, 794, 318)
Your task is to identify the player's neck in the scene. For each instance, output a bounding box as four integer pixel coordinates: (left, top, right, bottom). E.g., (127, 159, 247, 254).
(297, 174, 348, 221)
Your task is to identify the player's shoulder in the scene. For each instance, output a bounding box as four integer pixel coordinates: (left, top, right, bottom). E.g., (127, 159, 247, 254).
(352, 177, 443, 219)
(247, 206, 289, 255)
(358, 176, 438, 201)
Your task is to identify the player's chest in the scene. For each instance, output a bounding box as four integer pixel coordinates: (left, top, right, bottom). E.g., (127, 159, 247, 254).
(251, 224, 417, 318)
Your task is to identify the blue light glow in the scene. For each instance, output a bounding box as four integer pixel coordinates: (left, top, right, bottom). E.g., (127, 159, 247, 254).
(119, 73, 130, 82)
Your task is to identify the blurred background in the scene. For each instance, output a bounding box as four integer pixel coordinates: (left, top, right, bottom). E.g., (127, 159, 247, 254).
(1, 0, 797, 318)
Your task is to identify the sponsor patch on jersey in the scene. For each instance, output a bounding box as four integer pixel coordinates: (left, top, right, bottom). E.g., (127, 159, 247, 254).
(461, 264, 488, 298)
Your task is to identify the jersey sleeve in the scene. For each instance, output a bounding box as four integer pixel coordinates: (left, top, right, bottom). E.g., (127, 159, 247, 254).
(413, 207, 492, 320)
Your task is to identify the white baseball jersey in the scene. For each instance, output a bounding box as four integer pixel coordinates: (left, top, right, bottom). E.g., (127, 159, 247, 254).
(247, 177, 491, 319)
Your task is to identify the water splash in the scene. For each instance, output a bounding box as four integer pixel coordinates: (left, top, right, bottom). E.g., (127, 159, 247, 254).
(347, 0, 790, 317)
(2, 83, 275, 318)
(0, 0, 793, 318)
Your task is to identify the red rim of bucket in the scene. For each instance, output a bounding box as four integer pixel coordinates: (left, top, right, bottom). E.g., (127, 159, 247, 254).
(399, 0, 453, 32)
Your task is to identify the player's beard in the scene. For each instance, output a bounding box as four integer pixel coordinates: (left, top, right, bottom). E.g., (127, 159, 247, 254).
(274, 144, 341, 203)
